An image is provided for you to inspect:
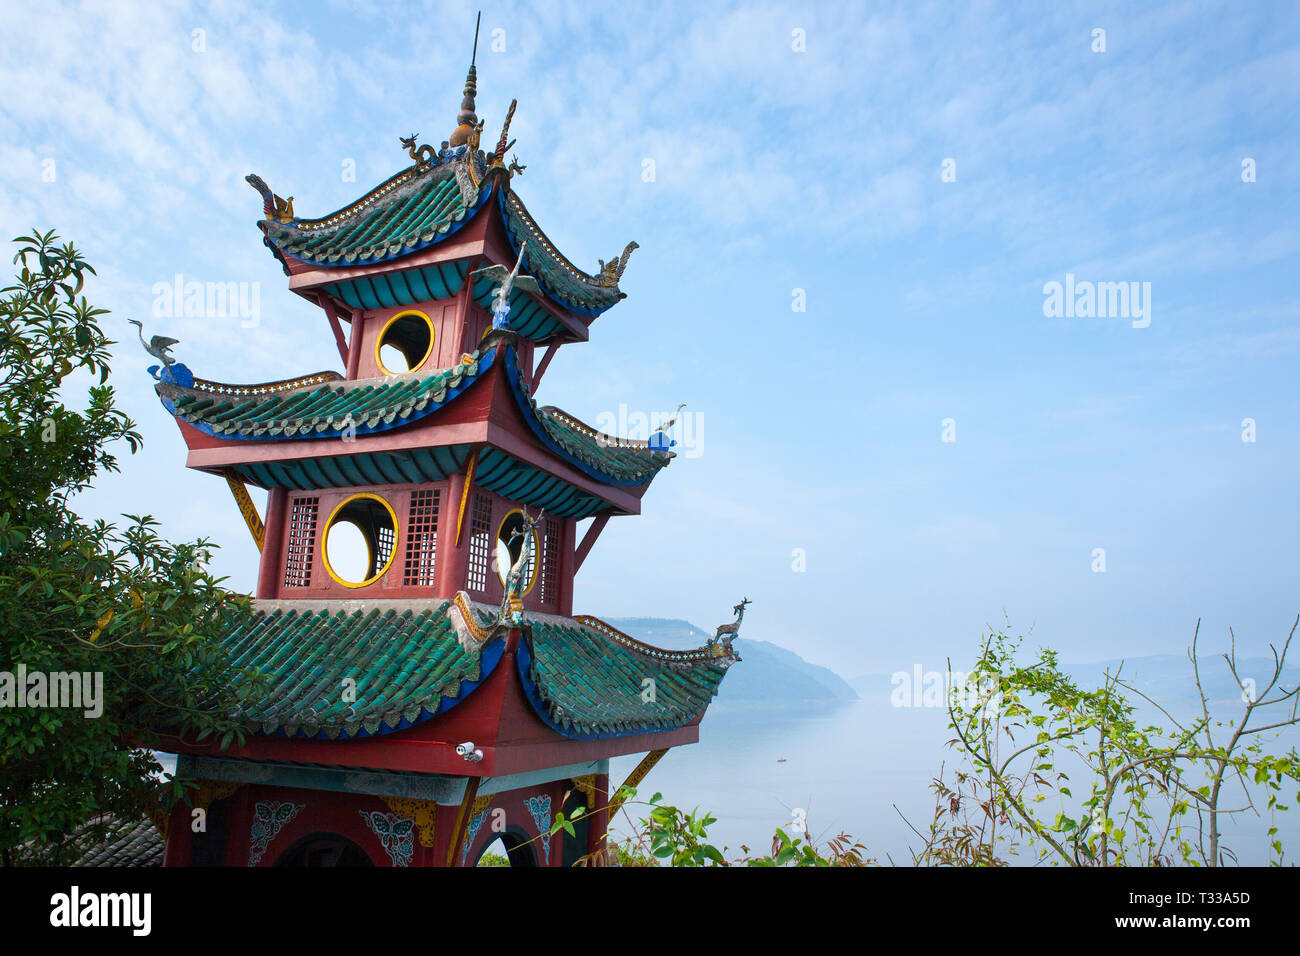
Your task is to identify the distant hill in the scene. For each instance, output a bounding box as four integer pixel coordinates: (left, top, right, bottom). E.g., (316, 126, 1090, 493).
(606, 617, 858, 703)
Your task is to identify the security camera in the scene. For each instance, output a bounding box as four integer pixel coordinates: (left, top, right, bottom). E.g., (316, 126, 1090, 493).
(455, 741, 483, 762)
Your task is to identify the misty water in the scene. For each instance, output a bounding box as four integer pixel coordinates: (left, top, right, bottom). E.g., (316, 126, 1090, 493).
(609, 695, 1300, 866)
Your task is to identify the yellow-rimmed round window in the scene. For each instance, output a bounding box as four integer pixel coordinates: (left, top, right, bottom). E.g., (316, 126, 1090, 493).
(323, 493, 399, 588)
(376, 310, 435, 374)
(495, 509, 540, 596)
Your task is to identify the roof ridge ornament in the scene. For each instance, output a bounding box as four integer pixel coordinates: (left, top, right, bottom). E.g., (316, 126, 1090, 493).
(400, 133, 439, 170)
(596, 241, 639, 287)
(487, 98, 524, 179)
(708, 597, 750, 659)
(245, 173, 295, 223)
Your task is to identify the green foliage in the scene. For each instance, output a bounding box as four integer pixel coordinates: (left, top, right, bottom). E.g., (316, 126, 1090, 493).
(475, 851, 509, 867)
(0, 230, 261, 865)
(909, 619, 1300, 866)
(596, 787, 873, 867)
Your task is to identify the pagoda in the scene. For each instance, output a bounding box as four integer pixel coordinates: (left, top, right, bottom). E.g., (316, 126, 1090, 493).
(143, 34, 742, 867)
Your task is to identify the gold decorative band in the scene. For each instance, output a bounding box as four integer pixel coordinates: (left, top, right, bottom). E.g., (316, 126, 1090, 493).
(223, 470, 265, 551)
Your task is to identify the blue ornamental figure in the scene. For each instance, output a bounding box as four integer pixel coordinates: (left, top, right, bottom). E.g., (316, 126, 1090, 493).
(128, 318, 193, 387)
(468, 240, 542, 332)
(648, 403, 686, 451)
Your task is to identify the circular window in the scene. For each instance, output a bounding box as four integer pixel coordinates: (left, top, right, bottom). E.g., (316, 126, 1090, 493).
(375, 310, 434, 374)
(323, 493, 399, 588)
(495, 509, 540, 596)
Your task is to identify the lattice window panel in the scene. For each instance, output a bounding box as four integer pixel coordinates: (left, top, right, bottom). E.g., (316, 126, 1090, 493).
(403, 488, 441, 587)
(539, 518, 560, 605)
(465, 493, 493, 593)
(374, 522, 396, 578)
(284, 496, 319, 588)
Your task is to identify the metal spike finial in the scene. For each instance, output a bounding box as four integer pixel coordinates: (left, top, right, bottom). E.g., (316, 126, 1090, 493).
(450, 12, 483, 147)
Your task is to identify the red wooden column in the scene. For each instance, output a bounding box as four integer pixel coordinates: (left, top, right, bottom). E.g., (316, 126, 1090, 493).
(346, 308, 364, 379)
(558, 515, 578, 616)
(587, 771, 611, 864)
(162, 804, 193, 867)
(440, 465, 472, 596)
(255, 487, 288, 599)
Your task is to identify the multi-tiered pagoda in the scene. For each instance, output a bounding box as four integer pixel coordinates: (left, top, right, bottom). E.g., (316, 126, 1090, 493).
(144, 44, 741, 867)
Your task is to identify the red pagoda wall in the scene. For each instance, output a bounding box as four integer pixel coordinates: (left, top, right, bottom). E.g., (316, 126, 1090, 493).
(346, 296, 534, 382)
(256, 479, 573, 612)
(162, 777, 589, 867)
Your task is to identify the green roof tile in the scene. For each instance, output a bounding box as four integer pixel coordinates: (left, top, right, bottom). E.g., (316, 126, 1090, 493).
(222, 601, 495, 739)
(158, 344, 670, 487)
(255, 153, 629, 317)
(517, 615, 735, 739)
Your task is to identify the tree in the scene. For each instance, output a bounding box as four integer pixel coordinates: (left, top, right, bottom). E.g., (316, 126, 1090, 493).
(0, 230, 260, 865)
(904, 619, 1300, 866)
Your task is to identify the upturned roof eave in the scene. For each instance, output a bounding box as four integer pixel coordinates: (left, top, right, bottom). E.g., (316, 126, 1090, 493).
(157, 338, 672, 502)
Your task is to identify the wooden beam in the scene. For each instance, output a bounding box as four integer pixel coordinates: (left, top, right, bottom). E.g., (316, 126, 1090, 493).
(573, 514, 610, 574)
(447, 776, 482, 866)
(607, 749, 668, 818)
(317, 293, 350, 366)
(222, 470, 265, 550)
(454, 448, 480, 546)
(532, 342, 560, 391)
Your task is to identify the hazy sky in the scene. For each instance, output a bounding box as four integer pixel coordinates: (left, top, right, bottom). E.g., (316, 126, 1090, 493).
(2, 1, 1297, 677)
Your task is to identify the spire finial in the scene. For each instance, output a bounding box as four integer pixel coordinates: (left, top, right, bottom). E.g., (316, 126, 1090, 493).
(449, 12, 483, 148)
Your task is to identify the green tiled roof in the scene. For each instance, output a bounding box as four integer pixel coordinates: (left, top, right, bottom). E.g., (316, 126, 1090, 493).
(255, 152, 629, 317)
(157, 342, 670, 487)
(264, 164, 481, 266)
(159, 350, 489, 440)
(223, 601, 496, 739)
(169, 597, 732, 744)
(534, 405, 669, 483)
(518, 615, 734, 739)
(500, 191, 626, 315)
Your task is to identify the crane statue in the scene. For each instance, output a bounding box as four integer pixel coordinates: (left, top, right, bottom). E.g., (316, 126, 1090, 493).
(468, 241, 542, 331)
(127, 319, 178, 368)
(126, 319, 194, 386)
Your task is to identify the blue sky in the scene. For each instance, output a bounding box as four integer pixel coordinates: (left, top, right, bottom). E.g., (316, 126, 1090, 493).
(2, 0, 1297, 678)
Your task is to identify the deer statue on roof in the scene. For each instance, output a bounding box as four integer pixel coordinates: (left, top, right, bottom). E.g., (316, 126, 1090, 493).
(709, 597, 751, 658)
